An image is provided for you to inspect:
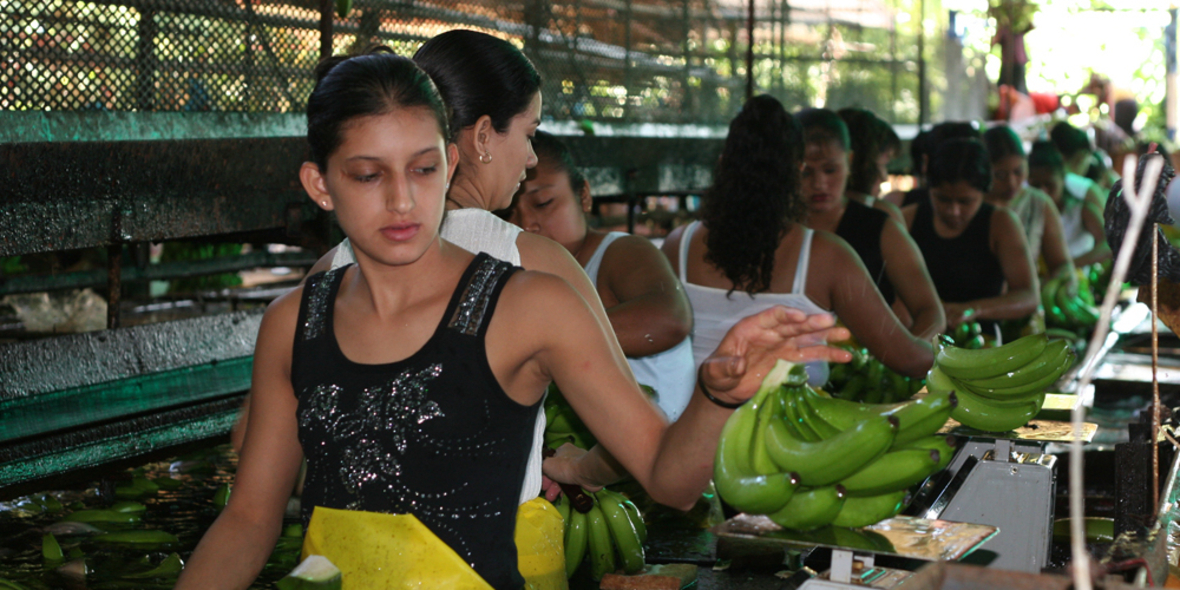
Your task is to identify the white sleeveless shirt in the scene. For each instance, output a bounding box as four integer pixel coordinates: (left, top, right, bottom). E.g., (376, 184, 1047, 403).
(584, 232, 696, 421)
(677, 221, 833, 386)
(329, 208, 545, 506)
(1061, 173, 1097, 259)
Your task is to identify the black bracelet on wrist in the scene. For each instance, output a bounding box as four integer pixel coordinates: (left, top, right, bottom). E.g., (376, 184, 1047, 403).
(697, 366, 745, 409)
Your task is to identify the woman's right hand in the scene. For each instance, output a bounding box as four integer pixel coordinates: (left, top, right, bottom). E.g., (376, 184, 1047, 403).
(698, 306, 852, 405)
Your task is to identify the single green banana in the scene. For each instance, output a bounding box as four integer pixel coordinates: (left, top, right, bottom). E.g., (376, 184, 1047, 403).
(620, 500, 647, 545)
(556, 496, 571, 526)
(831, 489, 909, 528)
(765, 415, 897, 486)
(750, 389, 783, 475)
(780, 390, 822, 442)
(805, 387, 955, 449)
(123, 553, 184, 579)
(951, 390, 1043, 432)
(714, 362, 802, 514)
(599, 489, 647, 545)
(43, 533, 63, 563)
(887, 370, 910, 403)
(794, 388, 841, 439)
(839, 449, 941, 496)
(596, 492, 644, 574)
(898, 434, 957, 470)
(962, 339, 1071, 392)
(61, 510, 140, 524)
(767, 485, 846, 531)
(1041, 276, 1062, 314)
(91, 530, 180, 546)
(936, 334, 1048, 380)
(586, 504, 616, 580)
(564, 508, 588, 578)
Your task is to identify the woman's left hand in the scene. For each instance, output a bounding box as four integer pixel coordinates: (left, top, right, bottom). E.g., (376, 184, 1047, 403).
(698, 306, 852, 406)
(541, 443, 603, 499)
(944, 303, 974, 328)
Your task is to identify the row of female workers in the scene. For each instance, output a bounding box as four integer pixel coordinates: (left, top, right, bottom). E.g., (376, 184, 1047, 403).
(506, 97, 1114, 413)
(178, 30, 855, 589)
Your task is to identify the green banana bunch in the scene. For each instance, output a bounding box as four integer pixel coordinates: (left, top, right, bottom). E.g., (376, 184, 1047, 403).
(1042, 275, 1100, 331)
(825, 348, 924, 403)
(557, 489, 647, 580)
(713, 361, 804, 515)
(803, 387, 956, 449)
(765, 401, 898, 486)
(932, 334, 1074, 432)
(543, 384, 597, 451)
(767, 485, 846, 531)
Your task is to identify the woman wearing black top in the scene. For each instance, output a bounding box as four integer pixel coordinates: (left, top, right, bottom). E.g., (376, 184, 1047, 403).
(902, 138, 1038, 332)
(176, 52, 851, 590)
(796, 108, 945, 340)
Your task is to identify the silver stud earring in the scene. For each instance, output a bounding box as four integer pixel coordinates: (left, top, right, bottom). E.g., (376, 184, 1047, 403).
(445, 182, 451, 192)
(321, 201, 328, 207)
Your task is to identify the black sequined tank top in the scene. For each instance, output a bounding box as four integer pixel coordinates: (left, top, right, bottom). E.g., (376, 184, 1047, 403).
(834, 200, 895, 305)
(291, 253, 538, 590)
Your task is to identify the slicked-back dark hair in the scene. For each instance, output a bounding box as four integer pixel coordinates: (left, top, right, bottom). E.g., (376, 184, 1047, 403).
(306, 49, 450, 171)
(1050, 122, 1091, 159)
(530, 130, 587, 195)
(413, 30, 541, 142)
(839, 107, 900, 194)
(928, 138, 992, 194)
(1028, 140, 1066, 175)
(797, 108, 851, 152)
(701, 95, 804, 295)
(982, 125, 1025, 162)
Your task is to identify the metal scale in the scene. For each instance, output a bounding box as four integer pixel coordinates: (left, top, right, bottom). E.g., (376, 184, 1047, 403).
(712, 401, 1097, 588)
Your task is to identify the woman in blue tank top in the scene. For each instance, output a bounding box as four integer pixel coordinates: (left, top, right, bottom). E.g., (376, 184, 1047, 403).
(177, 52, 853, 589)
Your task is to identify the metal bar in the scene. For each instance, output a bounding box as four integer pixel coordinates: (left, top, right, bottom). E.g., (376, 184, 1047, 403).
(0, 309, 262, 401)
(0, 250, 318, 296)
(319, 0, 333, 59)
(917, 0, 927, 125)
(106, 241, 121, 330)
(0, 357, 252, 445)
(745, 0, 755, 101)
(135, 8, 157, 112)
(0, 398, 242, 494)
(1153, 225, 1161, 513)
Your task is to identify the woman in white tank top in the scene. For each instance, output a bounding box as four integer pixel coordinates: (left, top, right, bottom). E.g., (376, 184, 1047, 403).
(661, 96, 934, 380)
(509, 131, 696, 420)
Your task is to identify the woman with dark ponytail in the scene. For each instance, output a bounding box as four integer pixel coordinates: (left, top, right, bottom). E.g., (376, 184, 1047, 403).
(662, 96, 933, 381)
(179, 51, 850, 590)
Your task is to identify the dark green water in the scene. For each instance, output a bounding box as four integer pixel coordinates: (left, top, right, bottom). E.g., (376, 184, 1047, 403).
(0, 443, 300, 589)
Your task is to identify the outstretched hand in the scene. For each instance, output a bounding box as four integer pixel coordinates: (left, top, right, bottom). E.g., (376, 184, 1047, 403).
(698, 306, 851, 405)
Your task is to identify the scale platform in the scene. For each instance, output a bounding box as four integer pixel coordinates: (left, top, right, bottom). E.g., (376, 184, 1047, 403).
(712, 514, 997, 588)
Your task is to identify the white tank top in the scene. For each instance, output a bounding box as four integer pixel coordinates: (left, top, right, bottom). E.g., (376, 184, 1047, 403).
(677, 221, 833, 386)
(584, 232, 696, 421)
(1061, 173, 1097, 259)
(330, 208, 545, 506)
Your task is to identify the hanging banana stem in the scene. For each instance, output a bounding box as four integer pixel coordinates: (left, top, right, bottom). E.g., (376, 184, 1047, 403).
(1068, 154, 1164, 590)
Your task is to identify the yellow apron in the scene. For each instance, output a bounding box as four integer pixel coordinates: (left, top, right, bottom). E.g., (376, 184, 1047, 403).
(302, 498, 566, 590)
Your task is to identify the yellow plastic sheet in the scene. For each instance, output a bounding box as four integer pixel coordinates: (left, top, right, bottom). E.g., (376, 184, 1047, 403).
(515, 498, 567, 590)
(301, 497, 566, 590)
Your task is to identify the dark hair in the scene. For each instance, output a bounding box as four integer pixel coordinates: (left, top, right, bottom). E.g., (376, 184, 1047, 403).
(796, 108, 851, 152)
(928, 138, 991, 193)
(530, 130, 587, 195)
(839, 108, 900, 194)
(1049, 122, 1091, 159)
(305, 50, 449, 171)
(701, 95, 803, 295)
(910, 130, 930, 175)
(929, 121, 981, 150)
(1028, 141, 1066, 175)
(413, 30, 541, 142)
(982, 125, 1025, 161)
(1085, 150, 1108, 184)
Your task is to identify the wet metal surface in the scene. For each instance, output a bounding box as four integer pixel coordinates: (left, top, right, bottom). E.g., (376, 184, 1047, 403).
(0, 309, 261, 400)
(0, 138, 314, 257)
(939, 420, 1098, 443)
(714, 515, 997, 562)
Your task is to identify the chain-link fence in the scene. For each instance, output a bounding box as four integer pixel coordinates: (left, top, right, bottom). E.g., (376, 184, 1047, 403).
(4, 0, 952, 125)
